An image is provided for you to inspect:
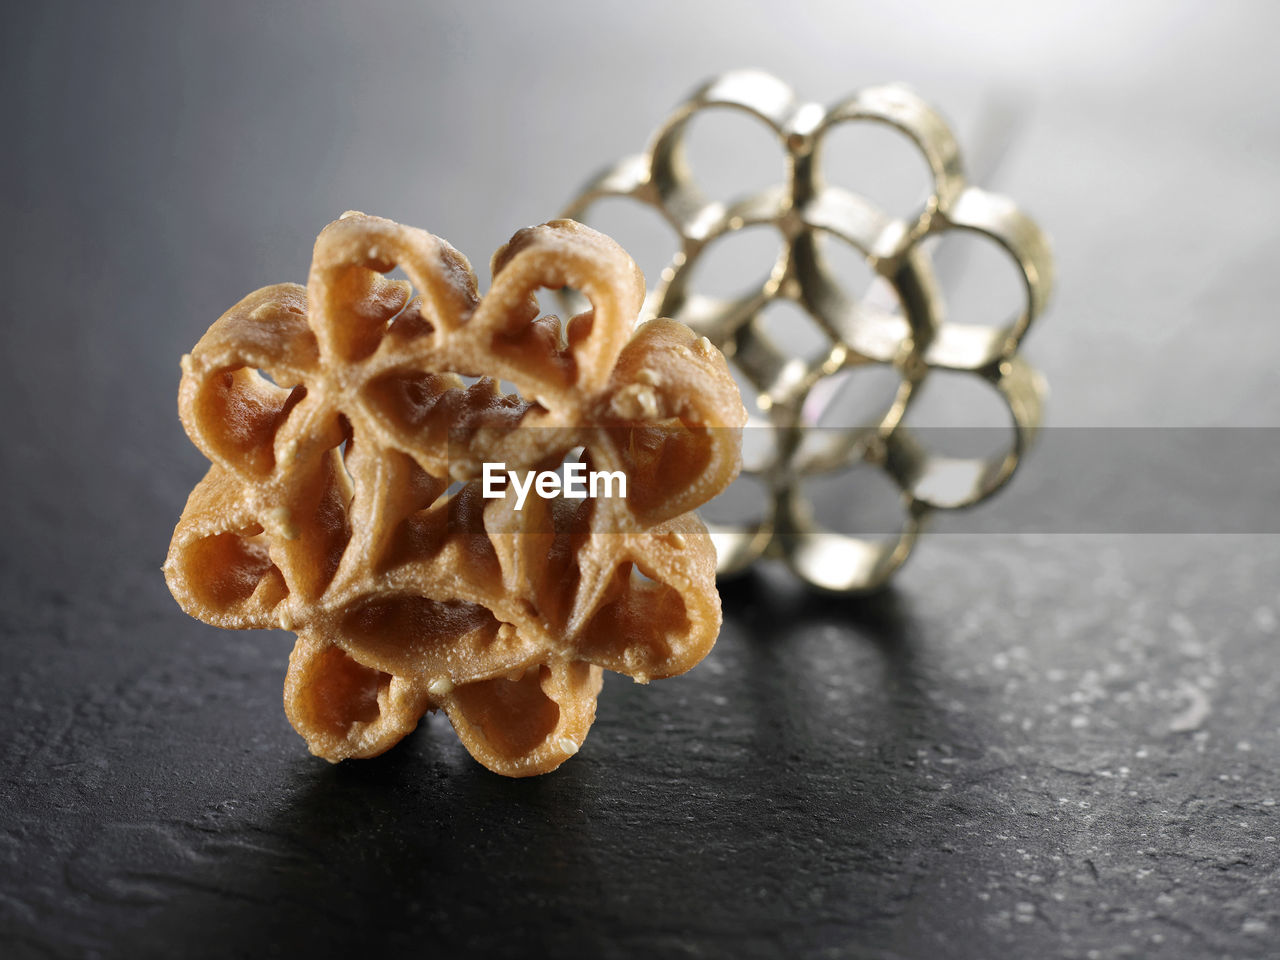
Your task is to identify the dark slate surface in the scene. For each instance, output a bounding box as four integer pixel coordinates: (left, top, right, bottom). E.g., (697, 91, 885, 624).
(3, 3, 1278, 958)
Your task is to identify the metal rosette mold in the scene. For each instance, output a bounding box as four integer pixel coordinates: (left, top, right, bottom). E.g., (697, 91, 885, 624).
(564, 70, 1054, 593)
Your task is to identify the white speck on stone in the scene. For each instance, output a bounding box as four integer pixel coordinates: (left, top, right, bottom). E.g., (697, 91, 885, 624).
(1243, 918, 1268, 935)
(1169, 679, 1212, 733)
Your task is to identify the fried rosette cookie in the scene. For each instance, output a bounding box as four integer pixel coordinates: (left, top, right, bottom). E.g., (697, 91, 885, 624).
(164, 213, 745, 776)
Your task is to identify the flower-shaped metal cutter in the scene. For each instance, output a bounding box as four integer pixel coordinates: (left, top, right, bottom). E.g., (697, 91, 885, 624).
(564, 70, 1054, 592)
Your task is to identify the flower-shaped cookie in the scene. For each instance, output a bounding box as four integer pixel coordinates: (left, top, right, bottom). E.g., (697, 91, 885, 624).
(564, 70, 1054, 592)
(164, 213, 745, 776)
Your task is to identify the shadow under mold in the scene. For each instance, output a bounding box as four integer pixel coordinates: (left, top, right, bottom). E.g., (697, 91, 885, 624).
(716, 565, 944, 761)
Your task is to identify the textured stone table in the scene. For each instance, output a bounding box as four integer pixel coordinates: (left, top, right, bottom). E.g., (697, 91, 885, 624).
(3, 3, 1278, 958)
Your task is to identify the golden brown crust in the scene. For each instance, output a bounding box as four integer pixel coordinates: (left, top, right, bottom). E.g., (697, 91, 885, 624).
(164, 213, 745, 776)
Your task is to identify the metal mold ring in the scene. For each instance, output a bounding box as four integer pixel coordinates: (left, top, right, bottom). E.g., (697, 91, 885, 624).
(564, 70, 1054, 592)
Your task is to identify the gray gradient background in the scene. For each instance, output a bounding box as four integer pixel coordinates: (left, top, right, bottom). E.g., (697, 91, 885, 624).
(6, 1, 1279, 536)
(3, 3, 1280, 959)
